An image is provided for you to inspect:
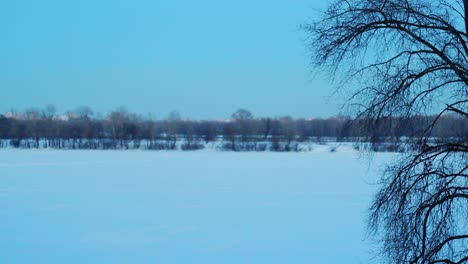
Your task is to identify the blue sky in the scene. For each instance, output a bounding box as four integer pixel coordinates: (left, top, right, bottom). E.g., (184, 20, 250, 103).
(1, 0, 336, 119)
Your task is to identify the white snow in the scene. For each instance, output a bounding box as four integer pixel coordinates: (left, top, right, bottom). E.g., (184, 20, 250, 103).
(0, 149, 395, 263)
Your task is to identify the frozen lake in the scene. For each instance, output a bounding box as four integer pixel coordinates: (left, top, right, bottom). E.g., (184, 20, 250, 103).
(0, 149, 394, 263)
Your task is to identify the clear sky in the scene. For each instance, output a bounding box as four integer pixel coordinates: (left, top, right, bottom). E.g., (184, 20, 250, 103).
(1, 0, 337, 119)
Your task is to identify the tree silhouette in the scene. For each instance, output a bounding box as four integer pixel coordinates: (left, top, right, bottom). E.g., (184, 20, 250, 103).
(304, 0, 468, 263)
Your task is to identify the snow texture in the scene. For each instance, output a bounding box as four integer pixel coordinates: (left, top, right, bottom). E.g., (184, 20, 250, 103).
(0, 149, 395, 263)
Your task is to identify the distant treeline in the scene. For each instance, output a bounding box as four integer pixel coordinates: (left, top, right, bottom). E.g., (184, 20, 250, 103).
(0, 106, 466, 151)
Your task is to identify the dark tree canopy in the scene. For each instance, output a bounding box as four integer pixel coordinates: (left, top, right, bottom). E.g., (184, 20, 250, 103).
(304, 0, 468, 263)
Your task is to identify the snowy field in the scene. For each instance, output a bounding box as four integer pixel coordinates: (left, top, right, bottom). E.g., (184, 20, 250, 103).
(0, 149, 395, 264)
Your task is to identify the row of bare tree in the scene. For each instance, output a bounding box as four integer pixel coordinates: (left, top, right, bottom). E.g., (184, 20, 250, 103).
(0, 107, 465, 151)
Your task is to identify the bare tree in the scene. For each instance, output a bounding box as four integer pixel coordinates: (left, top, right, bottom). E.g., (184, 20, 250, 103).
(304, 0, 468, 263)
(279, 116, 298, 151)
(164, 111, 181, 150)
(231, 108, 254, 143)
(75, 106, 94, 119)
(25, 107, 45, 148)
(42, 104, 56, 120)
(198, 121, 218, 144)
(42, 105, 56, 148)
(108, 106, 129, 148)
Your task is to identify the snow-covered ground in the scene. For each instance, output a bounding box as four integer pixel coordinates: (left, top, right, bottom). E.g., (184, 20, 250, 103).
(0, 149, 395, 263)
